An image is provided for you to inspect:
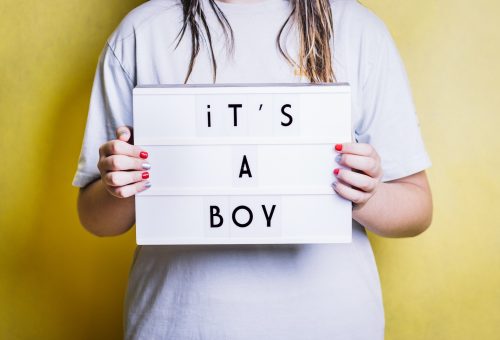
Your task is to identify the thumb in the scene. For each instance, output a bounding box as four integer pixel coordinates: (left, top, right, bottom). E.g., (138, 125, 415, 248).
(115, 125, 134, 144)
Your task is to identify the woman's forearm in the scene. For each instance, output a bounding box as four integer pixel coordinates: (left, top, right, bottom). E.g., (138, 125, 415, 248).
(352, 175, 433, 237)
(77, 178, 135, 237)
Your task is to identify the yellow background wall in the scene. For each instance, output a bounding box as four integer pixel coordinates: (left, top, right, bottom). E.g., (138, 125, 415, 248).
(1, 0, 498, 338)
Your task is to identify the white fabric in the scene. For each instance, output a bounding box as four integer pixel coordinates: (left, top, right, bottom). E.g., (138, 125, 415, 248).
(72, 0, 432, 338)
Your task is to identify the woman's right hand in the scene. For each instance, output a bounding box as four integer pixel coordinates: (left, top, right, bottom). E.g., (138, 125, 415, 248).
(97, 126, 152, 198)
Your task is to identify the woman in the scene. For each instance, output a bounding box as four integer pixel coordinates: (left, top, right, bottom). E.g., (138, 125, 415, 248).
(73, 0, 433, 338)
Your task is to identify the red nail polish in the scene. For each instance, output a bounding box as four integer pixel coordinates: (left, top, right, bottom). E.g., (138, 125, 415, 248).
(142, 172, 149, 179)
(140, 151, 148, 159)
(333, 168, 340, 175)
(335, 144, 343, 151)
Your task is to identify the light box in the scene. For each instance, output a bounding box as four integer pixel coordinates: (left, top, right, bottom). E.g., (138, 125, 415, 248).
(133, 83, 352, 245)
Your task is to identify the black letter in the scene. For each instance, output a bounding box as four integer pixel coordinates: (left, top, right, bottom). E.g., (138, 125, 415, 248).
(281, 104, 293, 126)
(210, 206, 223, 228)
(239, 155, 253, 178)
(232, 205, 253, 228)
(228, 104, 243, 126)
(261, 205, 276, 227)
(207, 104, 211, 127)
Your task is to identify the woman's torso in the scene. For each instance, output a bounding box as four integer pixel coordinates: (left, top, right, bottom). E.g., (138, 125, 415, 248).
(117, 0, 385, 338)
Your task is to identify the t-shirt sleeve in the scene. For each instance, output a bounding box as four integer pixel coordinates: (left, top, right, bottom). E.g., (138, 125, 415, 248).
(354, 18, 432, 182)
(71, 42, 134, 188)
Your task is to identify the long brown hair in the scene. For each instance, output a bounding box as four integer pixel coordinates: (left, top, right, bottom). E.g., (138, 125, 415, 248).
(175, 0, 335, 83)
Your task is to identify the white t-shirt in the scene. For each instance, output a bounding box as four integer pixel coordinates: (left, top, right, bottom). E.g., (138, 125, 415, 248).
(72, 0, 432, 338)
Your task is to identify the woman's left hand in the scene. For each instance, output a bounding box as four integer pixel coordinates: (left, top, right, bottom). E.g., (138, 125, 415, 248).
(332, 143, 383, 209)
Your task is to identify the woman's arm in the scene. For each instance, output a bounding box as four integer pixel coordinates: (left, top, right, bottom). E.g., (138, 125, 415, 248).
(352, 171, 432, 237)
(333, 143, 433, 238)
(78, 179, 136, 237)
(76, 126, 151, 237)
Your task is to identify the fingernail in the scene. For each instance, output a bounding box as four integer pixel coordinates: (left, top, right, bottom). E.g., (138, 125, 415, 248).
(140, 151, 149, 159)
(144, 181, 152, 188)
(142, 172, 149, 179)
(335, 144, 343, 151)
(117, 131, 130, 141)
(331, 181, 338, 188)
(333, 168, 340, 175)
(142, 162, 151, 170)
(335, 154, 342, 163)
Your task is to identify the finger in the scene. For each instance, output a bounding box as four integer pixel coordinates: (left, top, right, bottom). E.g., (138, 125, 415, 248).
(116, 126, 130, 141)
(332, 180, 370, 205)
(334, 143, 378, 158)
(333, 168, 377, 193)
(100, 139, 148, 159)
(100, 155, 151, 172)
(116, 125, 135, 144)
(108, 180, 152, 198)
(336, 153, 380, 178)
(103, 170, 150, 187)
